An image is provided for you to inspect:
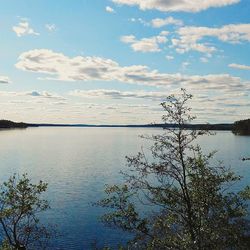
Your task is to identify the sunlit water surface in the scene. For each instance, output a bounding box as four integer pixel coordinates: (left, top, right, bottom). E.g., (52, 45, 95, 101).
(0, 128, 249, 249)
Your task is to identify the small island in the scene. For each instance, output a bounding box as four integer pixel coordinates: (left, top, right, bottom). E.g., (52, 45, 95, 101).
(232, 119, 250, 135)
(0, 120, 28, 129)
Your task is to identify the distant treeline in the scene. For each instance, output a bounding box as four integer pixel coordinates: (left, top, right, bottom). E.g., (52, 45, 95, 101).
(1, 119, 250, 135)
(232, 119, 250, 135)
(0, 120, 235, 131)
(0, 120, 28, 129)
(27, 122, 234, 130)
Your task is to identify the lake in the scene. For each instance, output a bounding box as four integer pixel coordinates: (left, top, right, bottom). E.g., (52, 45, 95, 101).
(0, 127, 249, 249)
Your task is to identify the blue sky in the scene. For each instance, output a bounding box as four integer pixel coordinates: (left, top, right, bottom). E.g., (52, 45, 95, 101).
(0, 0, 250, 124)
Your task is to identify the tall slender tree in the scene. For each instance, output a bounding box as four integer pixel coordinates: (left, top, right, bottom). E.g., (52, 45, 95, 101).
(98, 89, 250, 249)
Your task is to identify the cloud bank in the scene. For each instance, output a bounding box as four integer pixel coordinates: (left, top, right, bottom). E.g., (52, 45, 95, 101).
(70, 89, 169, 100)
(112, 0, 240, 13)
(173, 24, 250, 55)
(16, 49, 250, 92)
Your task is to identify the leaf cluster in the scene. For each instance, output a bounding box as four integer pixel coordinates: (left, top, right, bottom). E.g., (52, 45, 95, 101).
(0, 174, 51, 250)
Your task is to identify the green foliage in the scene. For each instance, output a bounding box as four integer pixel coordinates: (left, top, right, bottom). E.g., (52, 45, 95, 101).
(97, 89, 250, 249)
(0, 174, 51, 250)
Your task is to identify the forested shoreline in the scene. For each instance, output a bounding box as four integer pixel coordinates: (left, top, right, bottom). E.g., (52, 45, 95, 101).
(0, 120, 28, 129)
(1, 119, 250, 135)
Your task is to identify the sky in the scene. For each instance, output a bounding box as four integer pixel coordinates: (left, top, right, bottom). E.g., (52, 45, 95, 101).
(0, 0, 250, 124)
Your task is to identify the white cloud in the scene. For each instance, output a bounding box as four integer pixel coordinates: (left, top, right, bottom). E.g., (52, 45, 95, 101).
(160, 30, 169, 36)
(13, 21, 40, 37)
(0, 76, 11, 84)
(45, 24, 56, 32)
(229, 63, 250, 70)
(15, 49, 250, 93)
(26, 91, 65, 100)
(112, 0, 240, 13)
(106, 6, 115, 13)
(128, 18, 149, 26)
(173, 24, 250, 55)
(151, 16, 183, 28)
(166, 55, 174, 60)
(121, 32, 168, 52)
(120, 35, 136, 43)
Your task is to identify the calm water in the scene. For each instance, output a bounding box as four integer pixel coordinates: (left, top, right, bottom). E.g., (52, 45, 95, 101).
(0, 127, 249, 249)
